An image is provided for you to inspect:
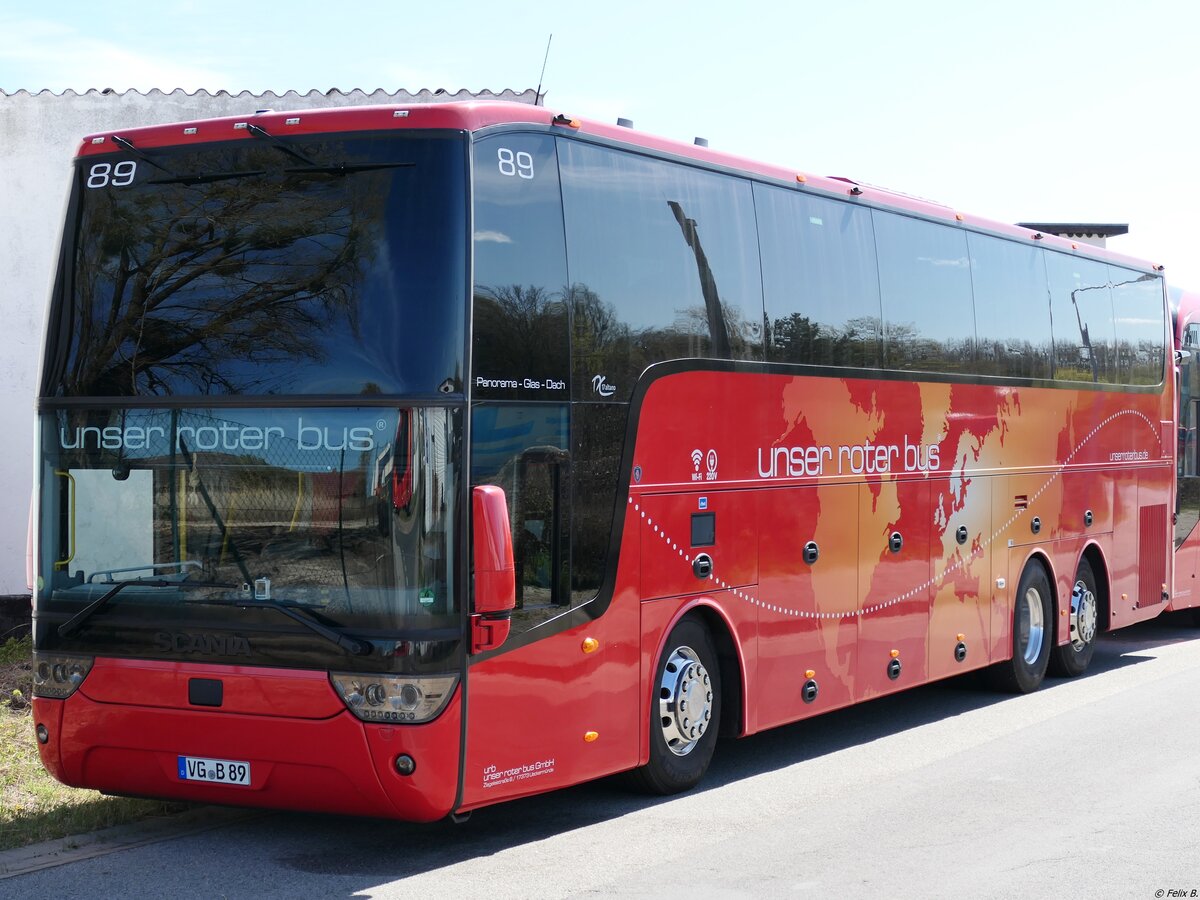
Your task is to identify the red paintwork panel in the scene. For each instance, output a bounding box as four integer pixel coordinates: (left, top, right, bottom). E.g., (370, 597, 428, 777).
(755, 484, 857, 728)
(32, 698, 65, 782)
(857, 478, 931, 698)
(459, 610, 642, 811)
(928, 475, 992, 679)
(628, 368, 1172, 731)
(78, 657, 344, 719)
(638, 490, 758, 602)
(1173, 531, 1200, 611)
(35, 674, 462, 822)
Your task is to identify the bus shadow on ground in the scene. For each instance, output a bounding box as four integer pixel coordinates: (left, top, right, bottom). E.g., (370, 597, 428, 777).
(272, 613, 1197, 887)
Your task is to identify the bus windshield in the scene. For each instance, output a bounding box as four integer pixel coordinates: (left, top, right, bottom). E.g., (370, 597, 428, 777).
(37, 406, 462, 671)
(36, 128, 469, 672)
(44, 130, 467, 399)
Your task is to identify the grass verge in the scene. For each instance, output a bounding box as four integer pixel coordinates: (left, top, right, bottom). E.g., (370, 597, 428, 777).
(0, 636, 190, 852)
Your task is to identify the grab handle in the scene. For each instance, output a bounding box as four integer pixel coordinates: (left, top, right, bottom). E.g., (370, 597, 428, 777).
(53, 470, 76, 572)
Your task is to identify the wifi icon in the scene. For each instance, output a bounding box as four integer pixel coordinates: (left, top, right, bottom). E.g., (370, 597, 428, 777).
(691, 449, 704, 471)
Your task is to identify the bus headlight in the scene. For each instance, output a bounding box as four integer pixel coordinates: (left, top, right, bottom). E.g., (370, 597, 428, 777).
(329, 673, 458, 723)
(32, 653, 94, 699)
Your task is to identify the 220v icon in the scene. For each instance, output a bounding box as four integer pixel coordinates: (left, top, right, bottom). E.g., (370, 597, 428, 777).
(177, 755, 251, 786)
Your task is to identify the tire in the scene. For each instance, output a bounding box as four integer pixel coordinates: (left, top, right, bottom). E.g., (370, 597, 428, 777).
(629, 617, 721, 795)
(989, 561, 1053, 694)
(1050, 558, 1100, 677)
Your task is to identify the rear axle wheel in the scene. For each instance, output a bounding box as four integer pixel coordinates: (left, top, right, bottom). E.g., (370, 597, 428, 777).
(989, 561, 1053, 693)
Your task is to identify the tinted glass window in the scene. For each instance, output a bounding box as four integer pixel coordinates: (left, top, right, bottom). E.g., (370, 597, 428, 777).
(1109, 265, 1164, 385)
(570, 403, 626, 602)
(755, 185, 882, 367)
(38, 406, 461, 673)
(471, 134, 570, 401)
(559, 141, 764, 402)
(50, 133, 467, 399)
(968, 235, 1053, 379)
(873, 211, 976, 372)
(1045, 253, 1115, 383)
(470, 404, 571, 633)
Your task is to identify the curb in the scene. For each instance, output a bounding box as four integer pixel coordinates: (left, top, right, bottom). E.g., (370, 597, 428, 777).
(0, 805, 265, 880)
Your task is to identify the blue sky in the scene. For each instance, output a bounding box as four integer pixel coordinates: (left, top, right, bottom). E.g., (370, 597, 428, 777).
(3, 0, 1200, 287)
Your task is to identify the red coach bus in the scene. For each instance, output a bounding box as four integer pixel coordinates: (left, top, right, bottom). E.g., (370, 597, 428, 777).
(32, 101, 1175, 821)
(1171, 287, 1200, 615)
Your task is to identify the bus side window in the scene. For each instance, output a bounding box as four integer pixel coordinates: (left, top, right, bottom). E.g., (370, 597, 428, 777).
(754, 183, 883, 369)
(872, 210, 976, 373)
(968, 235, 1053, 380)
(470, 133, 569, 403)
(1045, 253, 1116, 383)
(558, 140, 763, 403)
(1109, 265, 1165, 386)
(470, 405, 570, 632)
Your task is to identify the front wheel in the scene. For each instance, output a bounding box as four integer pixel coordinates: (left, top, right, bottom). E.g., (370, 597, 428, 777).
(1050, 558, 1100, 677)
(989, 561, 1053, 694)
(629, 616, 721, 795)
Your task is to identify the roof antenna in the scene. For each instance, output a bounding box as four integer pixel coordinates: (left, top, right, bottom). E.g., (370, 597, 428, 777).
(535, 34, 553, 106)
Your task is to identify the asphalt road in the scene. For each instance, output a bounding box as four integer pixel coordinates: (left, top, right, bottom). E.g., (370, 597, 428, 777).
(8, 614, 1200, 899)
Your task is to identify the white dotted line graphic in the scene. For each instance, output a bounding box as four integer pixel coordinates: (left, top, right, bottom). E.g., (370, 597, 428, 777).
(629, 409, 1159, 620)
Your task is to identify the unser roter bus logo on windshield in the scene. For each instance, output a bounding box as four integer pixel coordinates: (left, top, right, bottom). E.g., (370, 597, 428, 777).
(59, 419, 376, 453)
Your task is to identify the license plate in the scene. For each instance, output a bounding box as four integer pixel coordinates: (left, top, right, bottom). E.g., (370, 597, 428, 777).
(177, 755, 251, 786)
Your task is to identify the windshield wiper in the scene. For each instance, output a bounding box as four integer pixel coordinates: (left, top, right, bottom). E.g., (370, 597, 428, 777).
(246, 122, 321, 167)
(58, 578, 234, 639)
(284, 162, 415, 176)
(111, 134, 178, 177)
(247, 122, 412, 176)
(197, 596, 372, 656)
(146, 169, 267, 186)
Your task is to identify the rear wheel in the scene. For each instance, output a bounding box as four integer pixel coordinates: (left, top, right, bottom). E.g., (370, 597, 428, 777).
(630, 617, 721, 795)
(990, 561, 1053, 693)
(1050, 558, 1099, 677)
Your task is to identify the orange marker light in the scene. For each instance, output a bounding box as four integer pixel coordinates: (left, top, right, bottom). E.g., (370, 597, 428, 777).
(890, 649, 901, 659)
(956, 634, 965, 642)
(581, 637, 600, 654)
(584, 731, 599, 743)
(805, 670, 816, 679)
(796, 174, 807, 184)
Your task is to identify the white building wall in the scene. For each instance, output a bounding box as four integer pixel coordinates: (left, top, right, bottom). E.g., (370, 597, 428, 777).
(0, 87, 535, 596)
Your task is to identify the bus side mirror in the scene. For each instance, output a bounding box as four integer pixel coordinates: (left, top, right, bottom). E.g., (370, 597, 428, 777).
(471, 485, 515, 653)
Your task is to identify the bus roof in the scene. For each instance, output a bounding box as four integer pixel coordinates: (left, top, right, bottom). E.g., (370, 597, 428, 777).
(76, 99, 1164, 275)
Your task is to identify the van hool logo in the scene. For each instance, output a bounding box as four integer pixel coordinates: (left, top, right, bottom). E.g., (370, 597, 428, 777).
(60, 419, 376, 453)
